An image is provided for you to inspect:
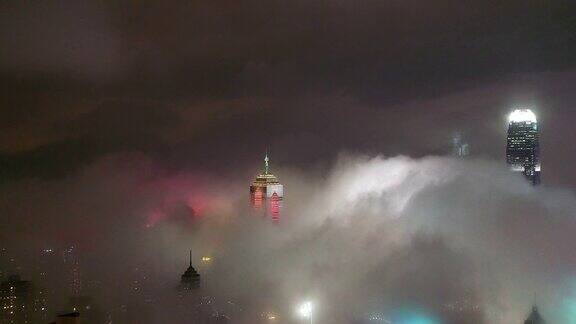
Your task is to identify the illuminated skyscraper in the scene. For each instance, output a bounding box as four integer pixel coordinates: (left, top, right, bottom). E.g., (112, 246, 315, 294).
(62, 246, 82, 296)
(0, 275, 48, 324)
(506, 109, 540, 185)
(250, 154, 284, 220)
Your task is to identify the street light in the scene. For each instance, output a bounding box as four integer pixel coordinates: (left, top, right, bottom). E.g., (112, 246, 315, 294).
(201, 256, 212, 263)
(297, 301, 313, 324)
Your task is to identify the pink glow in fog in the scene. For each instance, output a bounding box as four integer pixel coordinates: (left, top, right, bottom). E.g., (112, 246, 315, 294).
(140, 172, 237, 228)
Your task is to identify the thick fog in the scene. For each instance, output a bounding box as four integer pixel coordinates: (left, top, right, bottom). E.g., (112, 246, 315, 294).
(1, 153, 575, 323)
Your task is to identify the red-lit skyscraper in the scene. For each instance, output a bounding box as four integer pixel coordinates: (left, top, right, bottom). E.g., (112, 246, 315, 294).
(250, 154, 283, 221)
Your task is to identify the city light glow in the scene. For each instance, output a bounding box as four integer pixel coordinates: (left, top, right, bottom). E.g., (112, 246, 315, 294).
(509, 109, 537, 123)
(391, 309, 441, 324)
(297, 301, 313, 318)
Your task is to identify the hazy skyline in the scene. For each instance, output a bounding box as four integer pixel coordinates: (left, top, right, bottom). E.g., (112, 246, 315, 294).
(1, 1, 576, 324)
(3, 154, 576, 323)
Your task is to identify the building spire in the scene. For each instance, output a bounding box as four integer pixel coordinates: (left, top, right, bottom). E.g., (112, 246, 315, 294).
(264, 151, 269, 175)
(189, 250, 192, 267)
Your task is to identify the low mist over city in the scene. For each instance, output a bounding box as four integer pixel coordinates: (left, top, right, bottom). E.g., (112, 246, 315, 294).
(1, 1, 576, 324)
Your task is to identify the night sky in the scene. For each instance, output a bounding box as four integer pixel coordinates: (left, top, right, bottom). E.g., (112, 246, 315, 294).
(1, 1, 575, 186)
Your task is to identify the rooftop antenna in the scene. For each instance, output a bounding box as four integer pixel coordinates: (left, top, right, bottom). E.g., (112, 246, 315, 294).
(189, 250, 192, 267)
(264, 150, 270, 175)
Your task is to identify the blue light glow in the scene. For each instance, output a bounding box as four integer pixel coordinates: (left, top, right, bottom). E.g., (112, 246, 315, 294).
(390, 308, 441, 324)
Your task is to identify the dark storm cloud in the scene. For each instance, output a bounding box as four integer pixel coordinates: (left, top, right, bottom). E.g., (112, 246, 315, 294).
(2, 0, 575, 88)
(0, 1, 120, 80)
(1, 0, 576, 185)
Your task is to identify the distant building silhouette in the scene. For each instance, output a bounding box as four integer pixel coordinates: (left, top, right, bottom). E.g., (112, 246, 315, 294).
(62, 246, 82, 296)
(506, 109, 540, 185)
(50, 311, 80, 324)
(524, 305, 545, 324)
(452, 133, 470, 158)
(442, 297, 482, 323)
(180, 251, 201, 290)
(66, 296, 104, 324)
(0, 275, 48, 324)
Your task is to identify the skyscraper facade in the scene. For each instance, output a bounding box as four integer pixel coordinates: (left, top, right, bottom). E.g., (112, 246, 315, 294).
(506, 109, 541, 185)
(250, 154, 284, 221)
(0, 275, 48, 324)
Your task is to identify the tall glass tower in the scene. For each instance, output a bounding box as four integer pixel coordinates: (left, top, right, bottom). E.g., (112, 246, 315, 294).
(506, 109, 540, 185)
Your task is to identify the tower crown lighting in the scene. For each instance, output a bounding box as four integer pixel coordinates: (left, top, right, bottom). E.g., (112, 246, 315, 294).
(509, 109, 537, 123)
